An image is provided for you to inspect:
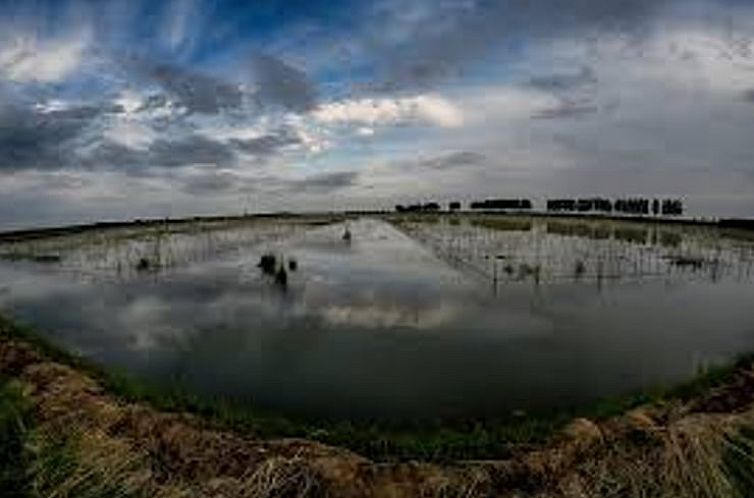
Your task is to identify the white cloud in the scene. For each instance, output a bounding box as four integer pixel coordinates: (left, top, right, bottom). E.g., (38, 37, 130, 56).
(295, 127, 331, 154)
(312, 94, 464, 128)
(460, 86, 554, 123)
(356, 127, 375, 136)
(103, 119, 157, 150)
(0, 33, 89, 83)
(33, 100, 73, 113)
(165, 0, 200, 51)
(113, 90, 145, 115)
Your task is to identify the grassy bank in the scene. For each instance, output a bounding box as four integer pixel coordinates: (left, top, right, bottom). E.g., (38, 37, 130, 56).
(0, 379, 29, 496)
(0, 378, 138, 498)
(1, 313, 753, 465)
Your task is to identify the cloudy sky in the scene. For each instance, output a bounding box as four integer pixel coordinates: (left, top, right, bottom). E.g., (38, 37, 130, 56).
(1, 0, 753, 229)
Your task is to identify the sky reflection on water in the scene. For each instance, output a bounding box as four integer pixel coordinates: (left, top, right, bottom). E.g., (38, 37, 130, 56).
(1, 217, 753, 421)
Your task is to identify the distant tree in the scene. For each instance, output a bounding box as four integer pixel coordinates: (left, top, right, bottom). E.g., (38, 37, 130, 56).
(470, 198, 533, 210)
(547, 199, 576, 212)
(400, 204, 423, 212)
(594, 198, 612, 213)
(576, 199, 593, 212)
(662, 199, 684, 216)
(449, 201, 461, 211)
(614, 198, 651, 215)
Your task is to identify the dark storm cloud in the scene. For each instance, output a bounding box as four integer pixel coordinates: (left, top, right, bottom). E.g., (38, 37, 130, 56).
(528, 66, 601, 119)
(46, 103, 124, 120)
(136, 94, 169, 112)
(529, 66, 598, 92)
(419, 151, 486, 170)
(370, 0, 675, 89)
(90, 129, 303, 173)
(379, 151, 487, 173)
(0, 100, 111, 171)
(533, 101, 600, 119)
(85, 135, 236, 171)
(180, 170, 359, 197)
(285, 171, 358, 193)
(181, 171, 240, 194)
(83, 129, 302, 173)
(82, 141, 147, 170)
(127, 58, 243, 115)
(251, 54, 318, 112)
(148, 135, 236, 168)
(32, 173, 91, 191)
(230, 129, 301, 156)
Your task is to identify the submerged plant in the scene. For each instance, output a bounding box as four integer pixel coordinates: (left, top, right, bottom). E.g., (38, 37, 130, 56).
(574, 260, 586, 278)
(275, 266, 288, 288)
(257, 253, 292, 289)
(135, 257, 153, 272)
(669, 255, 706, 270)
(258, 254, 277, 275)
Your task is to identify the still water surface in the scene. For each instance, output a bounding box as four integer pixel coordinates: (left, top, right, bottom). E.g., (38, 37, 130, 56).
(1, 216, 753, 421)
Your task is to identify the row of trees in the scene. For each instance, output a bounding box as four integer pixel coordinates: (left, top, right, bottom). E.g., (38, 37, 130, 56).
(395, 197, 685, 216)
(547, 198, 612, 213)
(395, 202, 441, 213)
(547, 198, 684, 216)
(396, 199, 533, 213)
(469, 199, 533, 210)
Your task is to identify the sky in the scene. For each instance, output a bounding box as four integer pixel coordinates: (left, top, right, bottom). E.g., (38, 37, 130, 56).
(0, 0, 753, 229)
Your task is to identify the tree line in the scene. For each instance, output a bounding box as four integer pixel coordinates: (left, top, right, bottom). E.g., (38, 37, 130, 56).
(395, 197, 684, 216)
(547, 198, 683, 216)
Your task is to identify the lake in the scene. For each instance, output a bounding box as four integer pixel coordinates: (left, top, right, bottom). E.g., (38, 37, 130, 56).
(1, 215, 753, 422)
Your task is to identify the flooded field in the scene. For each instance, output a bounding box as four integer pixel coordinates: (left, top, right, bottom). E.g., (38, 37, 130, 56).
(1, 215, 753, 422)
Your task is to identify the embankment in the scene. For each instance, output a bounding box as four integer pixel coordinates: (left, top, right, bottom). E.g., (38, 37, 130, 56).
(3, 317, 754, 497)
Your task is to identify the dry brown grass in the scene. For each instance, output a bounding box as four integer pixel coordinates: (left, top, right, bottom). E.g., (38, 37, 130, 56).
(236, 456, 323, 498)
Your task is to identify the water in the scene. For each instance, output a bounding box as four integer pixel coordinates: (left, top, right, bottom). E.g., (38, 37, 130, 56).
(1, 215, 753, 421)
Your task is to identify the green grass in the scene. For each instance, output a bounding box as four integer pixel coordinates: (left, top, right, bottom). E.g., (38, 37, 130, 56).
(722, 427, 754, 497)
(24, 430, 148, 498)
(0, 378, 31, 497)
(0, 381, 151, 498)
(0, 372, 152, 498)
(2, 313, 753, 463)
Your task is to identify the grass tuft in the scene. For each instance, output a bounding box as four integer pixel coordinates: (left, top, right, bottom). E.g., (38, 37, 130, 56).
(0, 379, 31, 497)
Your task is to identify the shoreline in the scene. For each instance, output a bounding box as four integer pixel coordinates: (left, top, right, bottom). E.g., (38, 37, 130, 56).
(1, 212, 753, 463)
(2, 310, 751, 463)
(3, 314, 754, 496)
(0, 211, 751, 244)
